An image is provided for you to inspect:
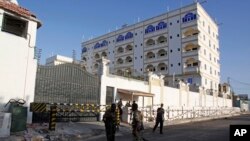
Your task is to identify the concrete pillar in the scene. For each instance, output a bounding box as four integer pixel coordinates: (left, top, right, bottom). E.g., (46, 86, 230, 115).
(97, 57, 110, 120)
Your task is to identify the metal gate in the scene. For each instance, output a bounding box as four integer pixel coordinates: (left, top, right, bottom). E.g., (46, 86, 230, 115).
(33, 64, 100, 122)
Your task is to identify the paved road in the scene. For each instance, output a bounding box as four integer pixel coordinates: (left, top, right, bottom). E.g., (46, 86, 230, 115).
(87, 114, 250, 141)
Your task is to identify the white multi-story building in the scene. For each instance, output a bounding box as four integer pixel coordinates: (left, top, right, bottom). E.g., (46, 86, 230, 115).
(0, 0, 41, 123)
(45, 55, 74, 66)
(81, 2, 220, 91)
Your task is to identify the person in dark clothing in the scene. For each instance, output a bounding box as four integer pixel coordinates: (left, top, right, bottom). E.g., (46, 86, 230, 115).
(131, 103, 144, 141)
(117, 99, 123, 122)
(103, 103, 118, 141)
(153, 103, 165, 134)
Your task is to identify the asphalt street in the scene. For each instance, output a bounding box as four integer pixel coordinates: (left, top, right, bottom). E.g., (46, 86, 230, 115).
(87, 114, 250, 141)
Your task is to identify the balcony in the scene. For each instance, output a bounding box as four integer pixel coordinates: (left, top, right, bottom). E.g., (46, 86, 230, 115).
(93, 46, 107, 52)
(144, 42, 167, 51)
(115, 62, 133, 68)
(183, 50, 199, 57)
(183, 66, 199, 74)
(182, 27, 200, 43)
(116, 38, 133, 46)
(144, 29, 167, 39)
(181, 19, 197, 28)
(144, 56, 167, 64)
(182, 34, 199, 43)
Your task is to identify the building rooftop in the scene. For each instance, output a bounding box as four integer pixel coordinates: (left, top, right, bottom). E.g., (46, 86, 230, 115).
(0, 0, 41, 28)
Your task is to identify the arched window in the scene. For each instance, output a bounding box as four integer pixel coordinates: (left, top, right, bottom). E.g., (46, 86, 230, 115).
(101, 52, 107, 57)
(158, 63, 167, 71)
(117, 47, 124, 53)
(82, 47, 87, 53)
(182, 13, 197, 23)
(156, 21, 167, 30)
(146, 64, 155, 72)
(145, 25, 155, 34)
(146, 52, 155, 59)
(184, 43, 199, 52)
(125, 45, 133, 51)
(125, 32, 133, 40)
(125, 56, 133, 63)
(183, 28, 199, 37)
(95, 53, 100, 59)
(82, 57, 87, 61)
(117, 70, 123, 76)
(116, 35, 124, 42)
(117, 58, 123, 64)
(94, 63, 99, 69)
(158, 49, 167, 57)
(146, 39, 155, 46)
(101, 40, 108, 47)
(157, 36, 167, 44)
(94, 43, 101, 49)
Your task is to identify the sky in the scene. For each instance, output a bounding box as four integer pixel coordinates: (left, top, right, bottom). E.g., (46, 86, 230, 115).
(18, 0, 250, 96)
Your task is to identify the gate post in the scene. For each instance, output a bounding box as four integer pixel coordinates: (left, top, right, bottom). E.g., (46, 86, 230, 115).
(49, 106, 57, 131)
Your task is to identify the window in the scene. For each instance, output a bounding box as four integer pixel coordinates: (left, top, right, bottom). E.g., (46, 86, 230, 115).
(135, 33, 137, 36)
(170, 22, 172, 25)
(170, 50, 173, 53)
(170, 36, 172, 39)
(171, 64, 173, 67)
(204, 49, 206, 55)
(145, 25, 155, 34)
(203, 35, 206, 41)
(116, 35, 124, 42)
(156, 21, 167, 30)
(141, 43, 143, 46)
(209, 40, 211, 47)
(208, 26, 210, 34)
(178, 48, 180, 51)
(204, 64, 207, 70)
(205, 79, 207, 85)
(177, 20, 179, 23)
(2, 14, 28, 38)
(193, 62, 198, 66)
(177, 34, 179, 37)
(182, 13, 197, 23)
(178, 63, 181, 66)
(125, 32, 133, 40)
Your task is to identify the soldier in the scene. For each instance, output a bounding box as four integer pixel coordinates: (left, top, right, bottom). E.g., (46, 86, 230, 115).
(131, 103, 144, 141)
(103, 103, 118, 141)
(153, 103, 165, 134)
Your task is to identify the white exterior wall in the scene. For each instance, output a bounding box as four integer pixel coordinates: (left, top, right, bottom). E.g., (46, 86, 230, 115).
(99, 59, 231, 109)
(134, 24, 144, 74)
(0, 10, 39, 123)
(168, 11, 182, 75)
(45, 55, 73, 66)
(82, 3, 220, 92)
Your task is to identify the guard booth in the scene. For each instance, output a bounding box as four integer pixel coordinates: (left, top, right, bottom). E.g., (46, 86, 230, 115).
(117, 88, 154, 123)
(33, 63, 100, 122)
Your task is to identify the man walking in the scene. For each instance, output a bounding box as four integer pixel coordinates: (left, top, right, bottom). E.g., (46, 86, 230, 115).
(131, 103, 144, 141)
(153, 103, 165, 134)
(103, 103, 118, 141)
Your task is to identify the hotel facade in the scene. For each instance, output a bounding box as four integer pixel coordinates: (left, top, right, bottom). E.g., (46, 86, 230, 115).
(81, 3, 220, 91)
